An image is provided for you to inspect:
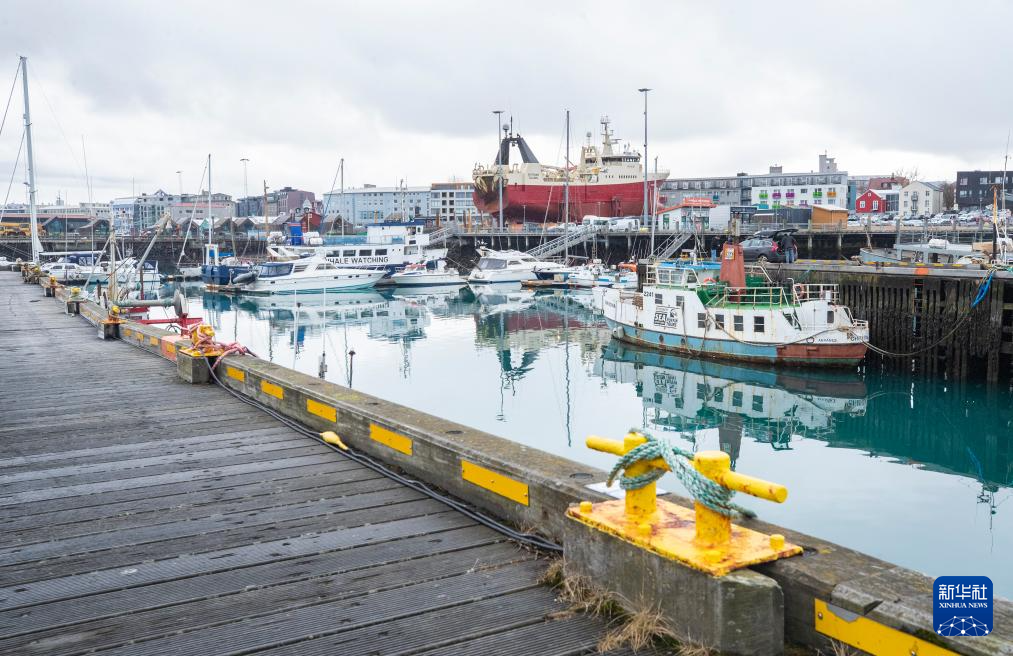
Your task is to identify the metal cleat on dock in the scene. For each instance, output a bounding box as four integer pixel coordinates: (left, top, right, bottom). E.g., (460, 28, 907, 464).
(568, 431, 802, 576)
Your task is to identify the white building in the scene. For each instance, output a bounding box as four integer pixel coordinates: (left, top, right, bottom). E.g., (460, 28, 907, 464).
(664, 154, 848, 210)
(37, 201, 111, 221)
(170, 191, 236, 227)
(429, 182, 478, 222)
(322, 184, 431, 226)
(898, 181, 944, 217)
(749, 156, 848, 209)
(110, 190, 177, 232)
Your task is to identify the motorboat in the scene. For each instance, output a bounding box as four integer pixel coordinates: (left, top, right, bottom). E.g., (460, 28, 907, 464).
(467, 247, 541, 284)
(601, 244, 869, 367)
(858, 238, 987, 266)
(233, 256, 384, 294)
(390, 260, 466, 287)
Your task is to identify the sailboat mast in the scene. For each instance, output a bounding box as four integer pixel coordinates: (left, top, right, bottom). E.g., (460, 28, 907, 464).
(564, 109, 570, 261)
(207, 154, 212, 253)
(20, 56, 40, 263)
(340, 158, 345, 237)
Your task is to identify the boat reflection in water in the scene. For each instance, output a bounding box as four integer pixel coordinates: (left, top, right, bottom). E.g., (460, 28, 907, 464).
(598, 341, 868, 460)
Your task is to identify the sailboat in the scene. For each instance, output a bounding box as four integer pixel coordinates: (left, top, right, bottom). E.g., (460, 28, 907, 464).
(19, 56, 45, 265)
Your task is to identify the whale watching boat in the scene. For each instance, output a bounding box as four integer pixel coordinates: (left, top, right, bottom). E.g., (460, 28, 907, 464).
(601, 244, 869, 366)
(233, 256, 384, 294)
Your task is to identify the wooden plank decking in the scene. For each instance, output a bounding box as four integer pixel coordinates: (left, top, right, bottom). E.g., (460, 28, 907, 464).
(0, 274, 643, 655)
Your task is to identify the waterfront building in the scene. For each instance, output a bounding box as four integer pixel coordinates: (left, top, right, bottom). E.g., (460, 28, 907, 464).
(430, 182, 479, 223)
(855, 189, 886, 214)
(110, 190, 176, 233)
(37, 201, 111, 221)
(237, 187, 316, 218)
(662, 154, 848, 211)
(956, 170, 1013, 209)
(322, 184, 431, 226)
(898, 181, 944, 217)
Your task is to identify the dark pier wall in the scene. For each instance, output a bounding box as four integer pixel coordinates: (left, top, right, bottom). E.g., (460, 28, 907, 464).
(775, 268, 1013, 382)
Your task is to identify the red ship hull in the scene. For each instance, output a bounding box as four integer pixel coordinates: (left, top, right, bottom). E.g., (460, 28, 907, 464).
(473, 180, 659, 223)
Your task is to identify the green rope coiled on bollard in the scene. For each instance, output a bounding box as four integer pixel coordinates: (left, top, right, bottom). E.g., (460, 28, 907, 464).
(605, 429, 756, 519)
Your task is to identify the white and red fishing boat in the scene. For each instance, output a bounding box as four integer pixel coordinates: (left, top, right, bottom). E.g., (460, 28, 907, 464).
(472, 116, 668, 222)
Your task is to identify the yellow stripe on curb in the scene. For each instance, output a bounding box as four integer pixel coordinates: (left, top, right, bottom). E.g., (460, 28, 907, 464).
(370, 423, 413, 456)
(260, 380, 284, 399)
(461, 461, 529, 506)
(149, 336, 158, 346)
(226, 366, 245, 382)
(814, 599, 956, 656)
(124, 328, 133, 337)
(306, 398, 336, 422)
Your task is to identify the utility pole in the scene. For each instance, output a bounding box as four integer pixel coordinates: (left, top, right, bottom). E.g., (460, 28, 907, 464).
(21, 57, 40, 262)
(638, 88, 652, 255)
(493, 109, 505, 231)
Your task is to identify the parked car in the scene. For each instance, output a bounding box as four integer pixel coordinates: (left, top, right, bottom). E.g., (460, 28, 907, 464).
(740, 229, 798, 263)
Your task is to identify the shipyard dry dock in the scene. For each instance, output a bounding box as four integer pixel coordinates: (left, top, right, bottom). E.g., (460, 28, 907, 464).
(0, 275, 644, 656)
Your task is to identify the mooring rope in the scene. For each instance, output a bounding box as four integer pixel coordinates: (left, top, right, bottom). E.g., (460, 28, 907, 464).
(606, 429, 755, 519)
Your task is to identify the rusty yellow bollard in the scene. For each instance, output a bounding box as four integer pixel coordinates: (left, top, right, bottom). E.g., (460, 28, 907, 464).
(575, 432, 801, 576)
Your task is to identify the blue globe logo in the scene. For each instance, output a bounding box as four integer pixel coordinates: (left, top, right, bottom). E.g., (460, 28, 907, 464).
(936, 616, 990, 637)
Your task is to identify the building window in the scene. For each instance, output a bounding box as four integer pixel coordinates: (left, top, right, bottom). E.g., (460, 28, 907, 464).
(859, 200, 866, 209)
(959, 177, 967, 185)
(733, 315, 743, 331)
(754, 316, 765, 333)
(872, 201, 879, 210)
(655, 293, 663, 304)
(980, 177, 988, 184)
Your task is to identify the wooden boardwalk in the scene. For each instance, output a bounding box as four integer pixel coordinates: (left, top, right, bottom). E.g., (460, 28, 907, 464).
(0, 274, 640, 656)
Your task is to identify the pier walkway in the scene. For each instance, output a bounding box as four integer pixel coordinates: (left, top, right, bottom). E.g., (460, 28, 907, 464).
(0, 274, 636, 656)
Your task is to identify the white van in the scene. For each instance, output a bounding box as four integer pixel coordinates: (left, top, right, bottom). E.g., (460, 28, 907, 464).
(608, 217, 639, 231)
(581, 216, 611, 229)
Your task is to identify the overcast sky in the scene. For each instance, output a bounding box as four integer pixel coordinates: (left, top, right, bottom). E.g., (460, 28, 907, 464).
(2, 0, 1010, 205)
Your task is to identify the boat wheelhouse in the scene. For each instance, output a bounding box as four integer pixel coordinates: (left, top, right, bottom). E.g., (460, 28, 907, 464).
(601, 245, 869, 367)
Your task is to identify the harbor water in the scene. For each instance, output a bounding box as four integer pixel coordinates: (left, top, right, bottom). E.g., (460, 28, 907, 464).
(153, 282, 1013, 595)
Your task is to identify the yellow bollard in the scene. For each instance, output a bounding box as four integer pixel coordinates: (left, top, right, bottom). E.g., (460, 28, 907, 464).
(574, 433, 802, 576)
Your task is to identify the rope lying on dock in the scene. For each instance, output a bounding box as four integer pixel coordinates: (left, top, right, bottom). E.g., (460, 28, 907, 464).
(607, 430, 755, 519)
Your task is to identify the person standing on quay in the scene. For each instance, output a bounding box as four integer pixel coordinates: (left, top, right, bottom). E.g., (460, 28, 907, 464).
(780, 232, 797, 263)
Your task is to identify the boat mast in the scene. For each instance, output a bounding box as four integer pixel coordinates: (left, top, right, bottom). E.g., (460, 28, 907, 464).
(564, 109, 570, 261)
(206, 154, 212, 257)
(20, 56, 41, 263)
(340, 158, 345, 237)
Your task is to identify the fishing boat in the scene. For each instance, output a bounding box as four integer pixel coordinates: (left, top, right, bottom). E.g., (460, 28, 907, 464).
(472, 116, 668, 222)
(601, 244, 869, 367)
(233, 256, 384, 294)
(467, 247, 541, 284)
(390, 260, 465, 287)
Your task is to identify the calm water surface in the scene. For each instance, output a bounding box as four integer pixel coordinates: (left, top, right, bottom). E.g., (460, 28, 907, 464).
(156, 282, 1013, 595)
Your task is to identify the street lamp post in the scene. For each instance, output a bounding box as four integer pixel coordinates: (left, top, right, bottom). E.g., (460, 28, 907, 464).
(493, 109, 505, 231)
(638, 88, 652, 254)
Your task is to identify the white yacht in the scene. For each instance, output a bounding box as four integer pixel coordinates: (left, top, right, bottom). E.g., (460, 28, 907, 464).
(40, 261, 86, 282)
(268, 222, 447, 274)
(235, 256, 384, 294)
(467, 247, 541, 284)
(390, 260, 465, 287)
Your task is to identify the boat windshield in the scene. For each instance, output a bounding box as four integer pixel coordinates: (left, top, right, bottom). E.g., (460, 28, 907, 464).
(477, 257, 506, 270)
(257, 262, 293, 278)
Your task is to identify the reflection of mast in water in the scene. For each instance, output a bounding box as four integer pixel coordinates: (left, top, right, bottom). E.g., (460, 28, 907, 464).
(718, 415, 743, 469)
(563, 298, 572, 447)
(966, 446, 999, 525)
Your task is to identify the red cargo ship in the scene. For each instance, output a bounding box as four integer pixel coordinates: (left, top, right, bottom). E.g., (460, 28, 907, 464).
(472, 117, 668, 223)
